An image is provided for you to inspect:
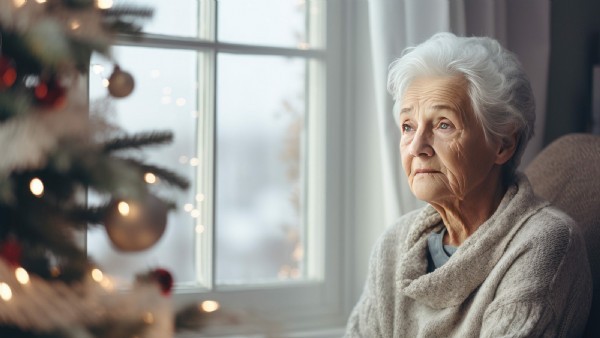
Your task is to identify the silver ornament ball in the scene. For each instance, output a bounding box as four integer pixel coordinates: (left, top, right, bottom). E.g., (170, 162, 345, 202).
(105, 194, 169, 252)
(108, 66, 135, 98)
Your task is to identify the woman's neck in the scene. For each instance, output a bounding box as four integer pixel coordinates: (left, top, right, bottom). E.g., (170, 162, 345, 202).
(430, 176, 507, 246)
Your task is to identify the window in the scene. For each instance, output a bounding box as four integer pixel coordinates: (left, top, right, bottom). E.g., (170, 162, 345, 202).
(87, 0, 349, 334)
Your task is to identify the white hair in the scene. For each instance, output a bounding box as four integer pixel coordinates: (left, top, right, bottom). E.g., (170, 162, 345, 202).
(388, 32, 535, 183)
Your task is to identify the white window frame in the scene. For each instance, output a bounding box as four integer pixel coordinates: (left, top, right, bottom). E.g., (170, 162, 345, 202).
(103, 1, 356, 335)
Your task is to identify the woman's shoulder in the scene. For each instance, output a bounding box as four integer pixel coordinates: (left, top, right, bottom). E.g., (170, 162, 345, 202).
(517, 204, 580, 248)
(492, 203, 592, 328)
(511, 174, 581, 247)
(500, 203, 590, 294)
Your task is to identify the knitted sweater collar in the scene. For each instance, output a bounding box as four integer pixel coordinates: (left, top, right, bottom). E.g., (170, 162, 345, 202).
(395, 173, 548, 309)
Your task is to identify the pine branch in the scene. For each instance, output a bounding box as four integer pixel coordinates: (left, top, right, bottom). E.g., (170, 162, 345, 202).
(122, 158, 190, 190)
(71, 154, 147, 200)
(61, 0, 95, 9)
(102, 131, 174, 152)
(69, 204, 111, 226)
(46, 141, 148, 200)
(0, 91, 31, 122)
(15, 210, 91, 281)
(102, 6, 154, 19)
(101, 5, 154, 34)
(0, 326, 65, 338)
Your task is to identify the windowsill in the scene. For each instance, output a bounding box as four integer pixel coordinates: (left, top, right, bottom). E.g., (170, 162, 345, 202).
(176, 326, 345, 338)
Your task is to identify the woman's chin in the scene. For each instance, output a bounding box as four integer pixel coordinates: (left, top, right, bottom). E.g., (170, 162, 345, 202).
(410, 184, 449, 203)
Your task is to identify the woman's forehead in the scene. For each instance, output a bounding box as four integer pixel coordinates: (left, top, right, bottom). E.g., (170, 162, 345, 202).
(402, 75, 469, 104)
(400, 75, 477, 125)
(401, 75, 472, 115)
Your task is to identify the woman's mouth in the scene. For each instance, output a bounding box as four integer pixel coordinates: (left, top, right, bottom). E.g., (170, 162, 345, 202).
(414, 169, 440, 174)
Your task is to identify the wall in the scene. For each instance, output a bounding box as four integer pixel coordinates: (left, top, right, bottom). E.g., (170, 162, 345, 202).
(546, 0, 600, 143)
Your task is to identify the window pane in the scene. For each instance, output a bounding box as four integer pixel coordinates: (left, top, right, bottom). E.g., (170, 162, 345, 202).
(87, 47, 199, 285)
(216, 54, 306, 285)
(115, 0, 199, 38)
(217, 0, 308, 48)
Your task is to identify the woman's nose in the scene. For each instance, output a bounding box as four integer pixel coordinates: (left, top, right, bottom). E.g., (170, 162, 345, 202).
(408, 129, 434, 157)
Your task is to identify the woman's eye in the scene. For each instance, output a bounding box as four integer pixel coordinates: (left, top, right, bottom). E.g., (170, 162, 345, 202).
(439, 122, 451, 130)
(402, 124, 413, 133)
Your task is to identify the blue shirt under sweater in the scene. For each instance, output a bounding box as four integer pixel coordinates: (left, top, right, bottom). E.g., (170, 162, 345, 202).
(427, 227, 458, 272)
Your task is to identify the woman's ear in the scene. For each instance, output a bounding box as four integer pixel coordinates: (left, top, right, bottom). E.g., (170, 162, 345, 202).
(494, 133, 518, 165)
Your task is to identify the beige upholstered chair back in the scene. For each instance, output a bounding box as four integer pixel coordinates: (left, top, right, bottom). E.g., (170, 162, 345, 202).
(525, 133, 600, 337)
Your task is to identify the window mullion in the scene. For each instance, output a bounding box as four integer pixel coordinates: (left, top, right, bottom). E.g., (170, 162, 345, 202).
(193, 50, 215, 289)
(194, 0, 217, 290)
(199, 0, 216, 41)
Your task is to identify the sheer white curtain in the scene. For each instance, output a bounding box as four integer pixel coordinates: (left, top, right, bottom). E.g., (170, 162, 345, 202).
(367, 0, 550, 226)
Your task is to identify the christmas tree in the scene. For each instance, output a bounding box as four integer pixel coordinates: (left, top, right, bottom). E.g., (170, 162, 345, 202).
(0, 1, 213, 337)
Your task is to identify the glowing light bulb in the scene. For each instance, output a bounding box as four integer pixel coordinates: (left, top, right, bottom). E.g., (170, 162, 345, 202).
(118, 201, 130, 216)
(195, 194, 205, 202)
(100, 277, 114, 291)
(144, 172, 157, 184)
(13, 0, 26, 8)
(92, 64, 104, 74)
(91, 268, 103, 282)
(96, 0, 113, 9)
(29, 178, 44, 197)
(36, 0, 46, 3)
(0, 283, 12, 301)
(15, 267, 30, 285)
(190, 209, 201, 218)
(102, 78, 109, 87)
(189, 158, 200, 167)
(143, 312, 154, 324)
(200, 300, 220, 313)
(183, 203, 194, 212)
(70, 19, 81, 30)
(195, 224, 205, 234)
(297, 42, 310, 50)
(50, 266, 61, 277)
(292, 245, 304, 261)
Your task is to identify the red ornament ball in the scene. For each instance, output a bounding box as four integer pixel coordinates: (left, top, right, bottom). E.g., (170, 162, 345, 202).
(150, 268, 174, 295)
(34, 77, 66, 109)
(0, 55, 17, 90)
(0, 238, 22, 266)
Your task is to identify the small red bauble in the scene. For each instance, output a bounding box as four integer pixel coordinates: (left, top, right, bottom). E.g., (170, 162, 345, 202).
(34, 77, 66, 109)
(150, 268, 174, 296)
(0, 55, 17, 90)
(0, 237, 22, 266)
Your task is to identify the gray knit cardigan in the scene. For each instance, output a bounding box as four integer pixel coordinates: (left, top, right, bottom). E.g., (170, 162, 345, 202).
(345, 174, 592, 337)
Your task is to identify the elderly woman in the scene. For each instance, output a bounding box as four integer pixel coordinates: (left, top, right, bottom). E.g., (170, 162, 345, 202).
(345, 33, 592, 337)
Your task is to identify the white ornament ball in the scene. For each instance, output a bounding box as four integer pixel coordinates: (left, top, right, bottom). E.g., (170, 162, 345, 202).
(105, 194, 168, 252)
(108, 66, 135, 98)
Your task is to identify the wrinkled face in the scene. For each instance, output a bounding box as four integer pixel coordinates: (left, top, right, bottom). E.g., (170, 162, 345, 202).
(399, 75, 502, 204)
